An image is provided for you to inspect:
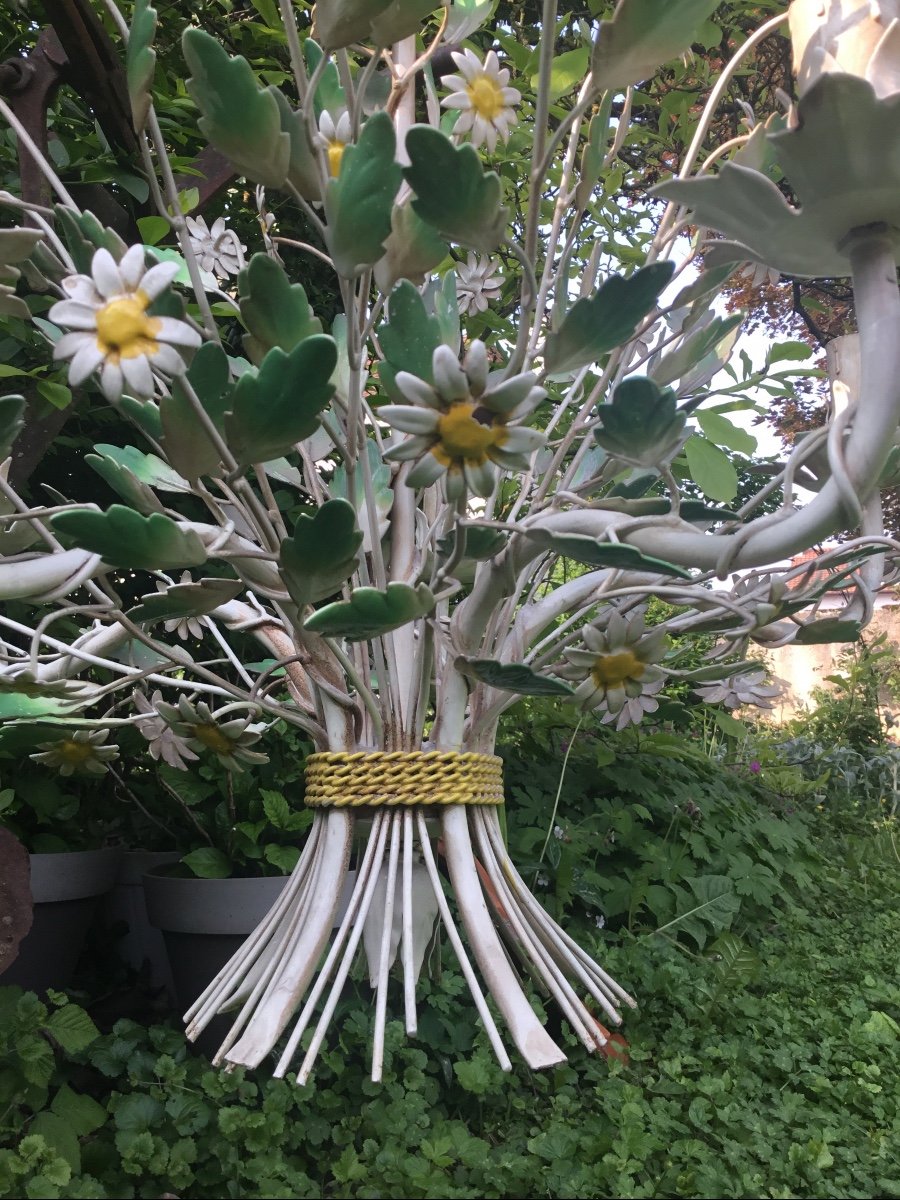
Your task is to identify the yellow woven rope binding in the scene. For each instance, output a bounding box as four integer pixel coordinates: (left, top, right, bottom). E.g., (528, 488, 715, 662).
(303, 750, 504, 808)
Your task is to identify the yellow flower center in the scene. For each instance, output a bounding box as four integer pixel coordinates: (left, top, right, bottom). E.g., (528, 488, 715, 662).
(467, 74, 505, 121)
(591, 650, 644, 688)
(192, 724, 235, 756)
(435, 402, 504, 464)
(95, 292, 161, 360)
(57, 739, 95, 767)
(327, 141, 346, 178)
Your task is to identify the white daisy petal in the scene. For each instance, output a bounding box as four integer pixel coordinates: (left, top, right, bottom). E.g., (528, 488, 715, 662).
(92, 249, 124, 299)
(384, 434, 435, 463)
(67, 341, 105, 386)
(100, 359, 124, 401)
(139, 260, 180, 301)
(152, 343, 188, 374)
(48, 300, 98, 331)
(155, 316, 202, 349)
(464, 340, 489, 395)
(54, 330, 94, 360)
(464, 458, 497, 497)
(432, 345, 469, 401)
(379, 405, 440, 435)
(441, 93, 474, 110)
(119, 244, 147, 291)
(395, 371, 443, 409)
(454, 109, 476, 135)
(499, 426, 545, 455)
(407, 451, 447, 488)
(120, 353, 155, 396)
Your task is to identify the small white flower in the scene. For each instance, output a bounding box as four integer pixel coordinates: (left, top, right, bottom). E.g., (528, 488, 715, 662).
(316, 109, 353, 178)
(49, 246, 201, 401)
(441, 48, 521, 153)
(739, 261, 781, 289)
(594, 914, 606, 930)
(694, 667, 786, 711)
(158, 572, 206, 641)
(553, 825, 565, 841)
(185, 214, 245, 277)
(536, 874, 549, 888)
(456, 253, 503, 316)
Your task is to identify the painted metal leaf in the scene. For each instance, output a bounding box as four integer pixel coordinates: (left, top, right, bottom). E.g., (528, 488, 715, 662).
(403, 126, 508, 251)
(523, 528, 692, 579)
(374, 203, 448, 292)
(436, 526, 507, 562)
(455, 657, 574, 697)
(126, 0, 157, 129)
(270, 89, 321, 203)
(279, 499, 363, 609)
(162, 341, 232, 479)
(544, 263, 674, 374)
(379, 281, 441, 381)
(0, 396, 25, 459)
(238, 254, 322, 362)
(793, 619, 862, 645)
(86, 444, 191, 514)
(592, 0, 719, 91)
(313, 0, 392, 49)
(651, 313, 744, 388)
(324, 112, 402, 278)
(226, 335, 337, 466)
(304, 582, 435, 641)
(330, 439, 393, 554)
(593, 376, 686, 467)
(51, 506, 207, 571)
(183, 29, 289, 188)
(129, 577, 244, 625)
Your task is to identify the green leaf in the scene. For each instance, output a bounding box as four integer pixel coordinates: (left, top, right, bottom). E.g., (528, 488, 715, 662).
(127, 0, 157, 129)
(114, 1094, 165, 1132)
(591, 0, 720, 92)
(303, 39, 346, 117)
(161, 341, 232, 479)
(0, 395, 25, 459)
(86, 443, 190, 513)
(0, 692, 73, 719)
(531, 46, 590, 102)
(36, 380, 72, 410)
(651, 313, 744, 388)
(446, 0, 494, 40)
(455, 657, 574, 696)
(264, 844, 302, 873)
(136, 215, 169, 246)
(128, 577, 244, 625)
(51, 1086, 107, 1138)
(374, 203, 448, 291)
(768, 339, 813, 364)
(44, 1004, 100, 1054)
(697, 411, 756, 455)
(261, 788, 307, 832)
(279, 499, 363, 608)
(523, 528, 692, 578)
(226, 335, 337, 465)
(404, 125, 508, 251)
(237, 253, 322, 361)
(51, 506, 207, 570)
(324, 112, 401, 277)
(379, 280, 441, 380)
(181, 847, 232, 878)
(793, 618, 862, 645)
(304, 581, 435, 641)
(183, 29, 289, 188)
(683, 435, 739, 503)
(544, 263, 674, 374)
(593, 376, 686, 468)
(713, 709, 748, 739)
(30, 1112, 81, 1174)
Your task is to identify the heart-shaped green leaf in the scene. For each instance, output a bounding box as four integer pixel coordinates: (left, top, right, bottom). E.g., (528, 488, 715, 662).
(127, 0, 157, 129)
(183, 29, 289, 188)
(524, 528, 692, 578)
(226, 335, 336, 466)
(545, 263, 674, 374)
(404, 125, 508, 251)
(304, 581, 435, 641)
(0, 396, 25, 459)
(593, 376, 686, 468)
(379, 281, 441, 381)
(683, 435, 739, 503)
(591, 0, 719, 92)
(279, 499, 363, 609)
(238, 253, 322, 362)
(455, 657, 574, 697)
(129, 576, 244, 625)
(324, 111, 402, 278)
(51, 507, 207, 571)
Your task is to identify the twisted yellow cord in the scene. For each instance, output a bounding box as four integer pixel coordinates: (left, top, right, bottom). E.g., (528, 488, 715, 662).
(303, 750, 504, 808)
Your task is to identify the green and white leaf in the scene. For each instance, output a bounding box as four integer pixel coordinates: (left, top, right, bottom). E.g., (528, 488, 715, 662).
(279, 500, 363, 609)
(51, 507, 208, 571)
(304, 582, 435, 641)
(455, 657, 574, 697)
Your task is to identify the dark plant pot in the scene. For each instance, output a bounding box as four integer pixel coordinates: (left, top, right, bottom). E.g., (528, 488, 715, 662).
(143, 871, 290, 1056)
(105, 851, 180, 995)
(2, 848, 122, 993)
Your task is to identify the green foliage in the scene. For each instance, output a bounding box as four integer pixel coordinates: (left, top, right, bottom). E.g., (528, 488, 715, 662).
(279, 499, 363, 609)
(237, 255, 322, 362)
(304, 581, 435, 641)
(787, 634, 900, 751)
(126, 0, 158, 130)
(50, 507, 207, 571)
(324, 112, 402, 277)
(523, 528, 693, 578)
(591, 0, 721, 92)
(455, 657, 574, 696)
(403, 126, 509, 251)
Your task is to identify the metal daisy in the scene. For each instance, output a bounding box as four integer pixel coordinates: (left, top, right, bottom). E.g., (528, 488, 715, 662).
(693, 667, 786, 711)
(49, 245, 201, 401)
(381, 339, 547, 500)
(456, 253, 503, 316)
(31, 729, 120, 777)
(558, 611, 669, 730)
(185, 214, 245, 277)
(154, 696, 269, 772)
(441, 48, 521, 153)
(316, 109, 353, 178)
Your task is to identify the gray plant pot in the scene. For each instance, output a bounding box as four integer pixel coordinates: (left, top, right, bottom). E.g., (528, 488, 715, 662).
(105, 851, 180, 994)
(2, 848, 122, 993)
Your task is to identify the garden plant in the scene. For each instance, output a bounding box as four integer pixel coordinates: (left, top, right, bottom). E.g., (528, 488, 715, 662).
(2, 0, 900, 1085)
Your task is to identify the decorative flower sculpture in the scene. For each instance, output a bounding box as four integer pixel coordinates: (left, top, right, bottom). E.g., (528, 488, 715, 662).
(559, 612, 669, 729)
(456, 253, 503, 315)
(154, 696, 269, 772)
(694, 668, 786, 710)
(185, 214, 245, 277)
(133, 690, 200, 771)
(441, 48, 521, 152)
(49, 246, 201, 400)
(31, 729, 119, 777)
(316, 109, 353, 177)
(381, 340, 546, 499)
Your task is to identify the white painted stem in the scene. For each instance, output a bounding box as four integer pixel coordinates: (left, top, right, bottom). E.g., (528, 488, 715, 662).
(401, 808, 417, 1035)
(372, 812, 402, 1081)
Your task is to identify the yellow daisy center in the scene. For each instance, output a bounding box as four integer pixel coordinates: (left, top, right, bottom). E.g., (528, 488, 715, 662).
(466, 73, 505, 121)
(57, 739, 95, 767)
(436, 402, 504, 464)
(95, 292, 161, 360)
(327, 141, 346, 178)
(192, 723, 235, 756)
(591, 650, 645, 688)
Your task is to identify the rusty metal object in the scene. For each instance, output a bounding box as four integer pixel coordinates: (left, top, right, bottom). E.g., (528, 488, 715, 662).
(0, 828, 33, 978)
(0, 27, 67, 206)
